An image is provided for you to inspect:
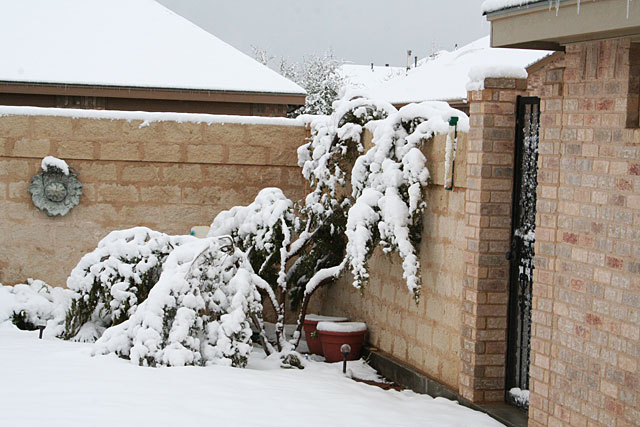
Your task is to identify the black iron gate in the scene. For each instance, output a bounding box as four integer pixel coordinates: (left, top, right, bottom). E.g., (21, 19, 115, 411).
(505, 96, 540, 410)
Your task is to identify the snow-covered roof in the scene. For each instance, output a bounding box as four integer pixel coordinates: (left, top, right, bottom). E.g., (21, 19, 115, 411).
(366, 36, 551, 105)
(0, 0, 305, 95)
(339, 64, 406, 92)
(481, 0, 542, 14)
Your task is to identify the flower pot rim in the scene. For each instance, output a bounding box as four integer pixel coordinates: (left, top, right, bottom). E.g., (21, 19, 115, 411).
(317, 321, 367, 334)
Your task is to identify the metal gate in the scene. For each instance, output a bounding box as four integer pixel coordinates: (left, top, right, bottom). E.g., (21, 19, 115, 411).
(505, 96, 540, 410)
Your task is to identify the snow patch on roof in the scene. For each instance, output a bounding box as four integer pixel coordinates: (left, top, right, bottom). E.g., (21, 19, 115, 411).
(339, 64, 406, 92)
(367, 36, 550, 104)
(0, 106, 304, 127)
(0, 0, 305, 95)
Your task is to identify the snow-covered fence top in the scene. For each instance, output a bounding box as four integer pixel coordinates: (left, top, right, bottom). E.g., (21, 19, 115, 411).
(0, 105, 303, 128)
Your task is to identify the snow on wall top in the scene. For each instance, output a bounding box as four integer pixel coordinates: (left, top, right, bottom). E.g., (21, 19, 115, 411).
(0, 105, 303, 127)
(0, 0, 305, 95)
(481, 0, 542, 14)
(366, 36, 550, 105)
(339, 64, 406, 92)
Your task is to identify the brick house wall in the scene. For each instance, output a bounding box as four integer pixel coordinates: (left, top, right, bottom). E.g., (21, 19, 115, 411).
(527, 38, 640, 427)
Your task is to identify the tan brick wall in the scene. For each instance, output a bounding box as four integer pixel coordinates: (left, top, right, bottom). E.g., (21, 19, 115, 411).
(322, 131, 468, 391)
(0, 114, 307, 287)
(528, 38, 640, 427)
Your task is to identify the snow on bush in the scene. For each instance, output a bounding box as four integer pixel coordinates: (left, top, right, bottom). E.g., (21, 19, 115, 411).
(348, 101, 468, 299)
(62, 227, 195, 342)
(94, 237, 263, 368)
(0, 279, 71, 332)
(298, 93, 395, 209)
(209, 188, 296, 355)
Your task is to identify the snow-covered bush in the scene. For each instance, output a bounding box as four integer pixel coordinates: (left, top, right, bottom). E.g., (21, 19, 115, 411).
(0, 279, 71, 331)
(94, 237, 264, 367)
(62, 227, 195, 342)
(348, 101, 468, 300)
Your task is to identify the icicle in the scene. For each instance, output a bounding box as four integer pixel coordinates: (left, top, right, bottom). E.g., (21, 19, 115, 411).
(556, 0, 560, 16)
(577, 0, 580, 14)
(628, 0, 631, 19)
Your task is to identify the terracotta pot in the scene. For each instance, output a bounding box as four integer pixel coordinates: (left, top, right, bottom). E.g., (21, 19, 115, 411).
(303, 314, 348, 355)
(317, 322, 367, 362)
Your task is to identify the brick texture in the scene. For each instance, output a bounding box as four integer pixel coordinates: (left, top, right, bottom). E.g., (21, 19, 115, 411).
(527, 38, 640, 427)
(459, 78, 527, 403)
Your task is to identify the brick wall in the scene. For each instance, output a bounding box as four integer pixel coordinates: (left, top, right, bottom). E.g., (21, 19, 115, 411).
(322, 185, 467, 389)
(322, 130, 472, 391)
(527, 38, 640, 426)
(0, 113, 307, 287)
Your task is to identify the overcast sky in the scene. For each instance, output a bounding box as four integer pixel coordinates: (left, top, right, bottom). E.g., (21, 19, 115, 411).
(157, 0, 490, 67)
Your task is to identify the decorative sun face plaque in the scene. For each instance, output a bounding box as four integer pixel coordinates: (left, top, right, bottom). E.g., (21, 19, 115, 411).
(29, 161, 82, 217)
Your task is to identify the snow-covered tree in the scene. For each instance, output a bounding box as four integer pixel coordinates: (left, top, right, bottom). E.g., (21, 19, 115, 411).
(208, 94, 469, 365)
(208, 94, 396, 364)
(292, 51, 344, 116)
(56, 92, 468, 370)
(251, 47, 344, 117)
(94, 237, 264, 367)
(61, 227, 194, 342)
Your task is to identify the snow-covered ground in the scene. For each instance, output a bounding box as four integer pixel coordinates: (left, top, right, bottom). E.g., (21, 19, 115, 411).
(0, 322, 501, 426)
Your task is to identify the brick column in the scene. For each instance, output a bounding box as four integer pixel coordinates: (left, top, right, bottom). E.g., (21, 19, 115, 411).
(459, 77, 527, 402)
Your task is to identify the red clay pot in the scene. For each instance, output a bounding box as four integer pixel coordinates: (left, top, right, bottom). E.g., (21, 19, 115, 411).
(317, 322, 367, 362)
(303, 314, 347, 355)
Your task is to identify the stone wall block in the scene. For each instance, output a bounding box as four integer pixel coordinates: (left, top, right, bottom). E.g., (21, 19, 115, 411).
(12, 138, 51, 158)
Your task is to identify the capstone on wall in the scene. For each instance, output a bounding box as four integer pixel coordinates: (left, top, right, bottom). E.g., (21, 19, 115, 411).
(0, 114, 307, 287)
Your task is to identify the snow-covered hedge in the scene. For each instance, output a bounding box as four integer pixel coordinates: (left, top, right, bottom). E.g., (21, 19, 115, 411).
(94, 237, 264, 367)
(0, 279, 71, 331)
(62, 227, 195, 342)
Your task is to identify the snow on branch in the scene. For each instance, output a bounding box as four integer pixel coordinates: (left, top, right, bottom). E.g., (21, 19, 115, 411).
(347, 101, 468, 299)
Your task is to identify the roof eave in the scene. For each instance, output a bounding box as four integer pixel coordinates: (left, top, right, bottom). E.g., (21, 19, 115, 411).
(0, 81, 306, 106)
(485, 0, 640, 50)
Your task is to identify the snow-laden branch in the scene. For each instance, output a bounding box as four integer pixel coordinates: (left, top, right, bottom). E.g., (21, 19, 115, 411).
(304, 259, 347, 296)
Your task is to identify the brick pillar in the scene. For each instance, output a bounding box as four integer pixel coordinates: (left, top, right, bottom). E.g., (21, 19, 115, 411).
(459, 77, 527, 403)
